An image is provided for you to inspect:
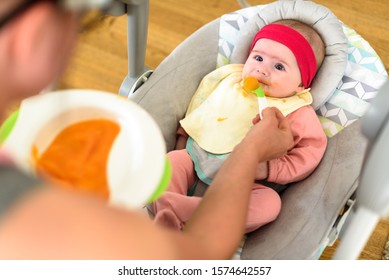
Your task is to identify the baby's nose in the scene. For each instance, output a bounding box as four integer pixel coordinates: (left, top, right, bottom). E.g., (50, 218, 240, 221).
(256, 66, 269, 76)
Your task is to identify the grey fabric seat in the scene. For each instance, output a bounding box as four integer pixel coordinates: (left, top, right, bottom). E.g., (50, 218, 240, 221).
(130, 0, 386, 259)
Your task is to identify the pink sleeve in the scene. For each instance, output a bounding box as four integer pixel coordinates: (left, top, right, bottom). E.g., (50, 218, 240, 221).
(267, 106, 327, 185)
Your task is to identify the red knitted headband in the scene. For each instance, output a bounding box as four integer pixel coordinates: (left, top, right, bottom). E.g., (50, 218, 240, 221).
(249, 23, 317, 88)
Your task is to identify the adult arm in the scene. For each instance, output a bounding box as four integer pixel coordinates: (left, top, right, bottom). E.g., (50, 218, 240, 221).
(174, 107, 294, 259)
(0, 108, 293, 260)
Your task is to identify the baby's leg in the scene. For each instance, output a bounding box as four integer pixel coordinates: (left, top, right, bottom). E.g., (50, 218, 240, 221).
(245, 184, 281, 233)
(153, 150, 202, 229)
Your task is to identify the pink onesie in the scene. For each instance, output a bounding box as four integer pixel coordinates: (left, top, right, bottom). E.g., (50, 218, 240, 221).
(153, 105, 327, 233)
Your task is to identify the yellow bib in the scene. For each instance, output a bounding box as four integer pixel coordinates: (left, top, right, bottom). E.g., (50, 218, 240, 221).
(180, 64, 312, 154)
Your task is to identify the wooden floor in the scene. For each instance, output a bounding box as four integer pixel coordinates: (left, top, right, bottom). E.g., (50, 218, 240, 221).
(58, 0, 389, 259)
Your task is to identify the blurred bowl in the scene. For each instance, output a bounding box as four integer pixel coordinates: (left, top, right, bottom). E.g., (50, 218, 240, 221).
(0, 89, 171, 209)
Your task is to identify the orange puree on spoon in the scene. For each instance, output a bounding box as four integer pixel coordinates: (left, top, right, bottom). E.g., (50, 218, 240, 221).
(33, 119, 120, 199)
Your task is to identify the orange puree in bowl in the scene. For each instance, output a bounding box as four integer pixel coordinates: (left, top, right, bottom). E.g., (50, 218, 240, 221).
(33, 119, 120, 199)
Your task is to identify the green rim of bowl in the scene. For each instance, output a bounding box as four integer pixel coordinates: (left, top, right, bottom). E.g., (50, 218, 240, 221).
(147, 157, 172, 203)
(0, 110, 19, 144)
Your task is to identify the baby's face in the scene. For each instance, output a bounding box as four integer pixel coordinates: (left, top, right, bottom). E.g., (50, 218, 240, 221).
(242, 38, 304, 98)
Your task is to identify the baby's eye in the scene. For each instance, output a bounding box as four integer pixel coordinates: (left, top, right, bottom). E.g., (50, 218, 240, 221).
(274, 63, 285, 71)
(254, 55, 263, 62)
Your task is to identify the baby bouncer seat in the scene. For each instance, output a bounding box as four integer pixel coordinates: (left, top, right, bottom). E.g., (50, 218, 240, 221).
(124, 0, 388, 259)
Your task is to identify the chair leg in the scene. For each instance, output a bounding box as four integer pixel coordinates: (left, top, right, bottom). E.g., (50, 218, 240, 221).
(118, 0, 151, 97)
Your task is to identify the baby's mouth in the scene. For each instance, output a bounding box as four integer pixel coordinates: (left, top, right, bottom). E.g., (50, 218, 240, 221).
(258, 79, 270, 87)
(257, 81, 271, 96)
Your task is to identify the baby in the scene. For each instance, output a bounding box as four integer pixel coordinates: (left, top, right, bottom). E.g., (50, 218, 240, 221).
(153, 19, 327, 233)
